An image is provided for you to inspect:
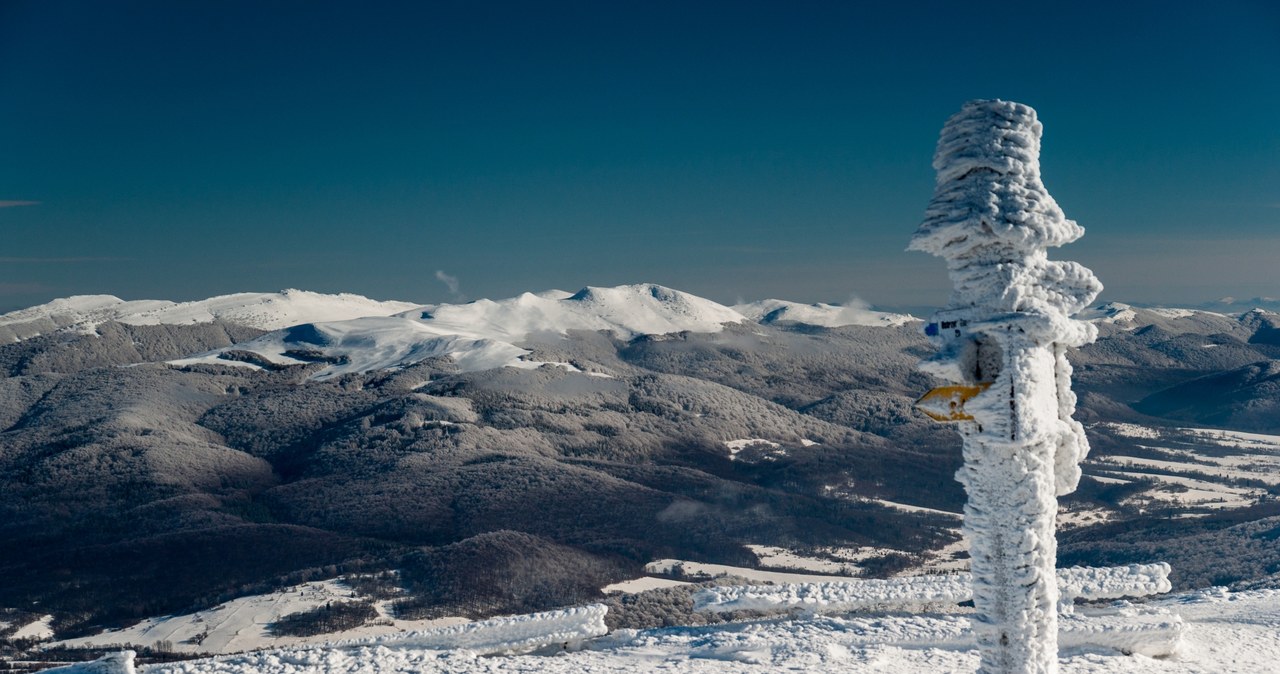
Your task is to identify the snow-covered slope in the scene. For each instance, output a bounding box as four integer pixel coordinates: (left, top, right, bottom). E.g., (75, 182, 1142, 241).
(106, 587, 1280, 673)
(51, 580, 466, 656)
(409, 285, 746, 342)
(733, 299, 915, 328)
(1079, 302, 1234, 331)
(173, 284, 749, 379)
(0, 290, 421, 343)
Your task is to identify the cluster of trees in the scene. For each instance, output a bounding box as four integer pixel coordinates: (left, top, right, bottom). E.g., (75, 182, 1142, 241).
(1059, 502, 1280, 589)
(0, 321, 264, 376)
(269, 601, 379, 637)
(392, 531, 626, 619)
(601, 578, 775, 630)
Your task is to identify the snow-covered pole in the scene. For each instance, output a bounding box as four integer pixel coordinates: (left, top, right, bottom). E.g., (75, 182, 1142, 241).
(909, 100, 1101, 674)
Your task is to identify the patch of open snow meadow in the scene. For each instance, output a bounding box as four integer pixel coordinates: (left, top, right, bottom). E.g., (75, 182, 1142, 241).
(746, 546, 858, 575)
(13, 615, 54, 640)
(732, 298, 915, 328)
(645, 559, 861, 585)
(915, 537, 970, 575)
(1079, 423, 1280, 516)
(1097, 422, 1162, 440)
(1185, 428, 1280, 450)
(601, 577, 692, 595)
(722, 439, 785, 461)
(1057, 507, 1113, 530)
(869, 499, 963, 519)
(50, 580, 466, 655)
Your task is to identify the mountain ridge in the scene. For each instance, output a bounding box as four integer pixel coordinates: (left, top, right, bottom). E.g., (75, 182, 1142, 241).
(2, 281, 1279, 646)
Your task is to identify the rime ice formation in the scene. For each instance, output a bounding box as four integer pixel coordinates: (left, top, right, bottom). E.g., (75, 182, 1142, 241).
(691, 564, 1172, 616)
(333, 604, 609, 654)
(909, 100, 1102, 674)
(39, 650, 137, 674)
(146, 606, 609, 673)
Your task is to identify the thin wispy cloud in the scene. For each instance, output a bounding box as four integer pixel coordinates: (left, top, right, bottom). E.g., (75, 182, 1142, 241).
(0, 200, 40, 208)
(435, 270, 464, 300)
(0, 256, 133, 263)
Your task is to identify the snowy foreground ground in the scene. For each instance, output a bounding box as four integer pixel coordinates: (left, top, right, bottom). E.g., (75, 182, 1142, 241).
(54, 587, 1280, 674)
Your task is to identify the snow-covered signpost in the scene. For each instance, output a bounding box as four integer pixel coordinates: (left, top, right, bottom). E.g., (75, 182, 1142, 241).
(909, 100, 1102, 674)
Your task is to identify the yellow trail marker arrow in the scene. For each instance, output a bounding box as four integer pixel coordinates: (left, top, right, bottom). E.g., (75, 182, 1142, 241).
(914, 382, 992, 422)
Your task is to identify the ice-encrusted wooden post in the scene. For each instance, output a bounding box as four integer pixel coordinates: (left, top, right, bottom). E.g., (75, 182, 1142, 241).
(909, 100, 1101, 674)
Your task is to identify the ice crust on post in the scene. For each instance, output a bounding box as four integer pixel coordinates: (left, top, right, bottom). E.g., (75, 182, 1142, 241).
(909, 100, 1101, 674)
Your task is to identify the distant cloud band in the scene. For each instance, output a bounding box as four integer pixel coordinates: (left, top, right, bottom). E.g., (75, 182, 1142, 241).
(0, 200, 40, 208)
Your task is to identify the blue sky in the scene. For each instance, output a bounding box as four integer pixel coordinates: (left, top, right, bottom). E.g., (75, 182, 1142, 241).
(2, 0, 1277, 313)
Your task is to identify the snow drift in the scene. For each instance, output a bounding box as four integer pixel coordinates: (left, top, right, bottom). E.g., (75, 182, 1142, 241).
(692, 564, 1172, 615)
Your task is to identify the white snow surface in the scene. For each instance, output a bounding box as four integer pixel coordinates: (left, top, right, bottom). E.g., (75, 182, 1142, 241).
(173, 284, 748, 379)
(0, 290, 420, 342)
(4, 284, 925, 361)
(51, 580, 466, 655)
(122, 587, 1280, 673)
(327, 604, 607, 654)
(1079, 424, 1280, 517)
(41, 650, 136, 674)
(645, 559, 862, 585)
(746, 545, 862, 575)
(13, 614, 55, 640)
(693, 565, 1171, 615)
(722, 439, 783, 461)
(1079, 302, 1140, 325)
(1077, 303, 1226, 328)
(732, 299, 915, 328)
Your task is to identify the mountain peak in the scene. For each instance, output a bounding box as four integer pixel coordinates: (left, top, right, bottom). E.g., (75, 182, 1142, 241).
(0, 290, 421, 344)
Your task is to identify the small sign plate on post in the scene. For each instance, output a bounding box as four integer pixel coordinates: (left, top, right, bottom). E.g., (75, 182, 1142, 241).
(914, 383, 992, 422)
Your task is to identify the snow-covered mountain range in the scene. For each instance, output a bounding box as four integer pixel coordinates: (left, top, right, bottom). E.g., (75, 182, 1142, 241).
(173, 284, 753, 378)
(3, 282, 1279, 671)
(0, 290, 421, 344)
(1, 284, 919, 379)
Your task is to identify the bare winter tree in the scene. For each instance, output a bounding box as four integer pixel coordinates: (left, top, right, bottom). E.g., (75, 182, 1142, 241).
(909, 99, 1102, 674)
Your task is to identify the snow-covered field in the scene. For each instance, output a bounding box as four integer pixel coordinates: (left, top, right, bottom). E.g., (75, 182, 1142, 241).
(48, 587, 1280, 673)
(50, 580, 464, 655)
(732, 298, 914, 328)
(644, 559, 863, 586)
(608, 545, 942, 595)
(1083, 423, 1280, 516)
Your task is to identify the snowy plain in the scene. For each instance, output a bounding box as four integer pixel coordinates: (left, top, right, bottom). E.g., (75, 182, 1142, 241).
(46, 587, 1280, 674)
